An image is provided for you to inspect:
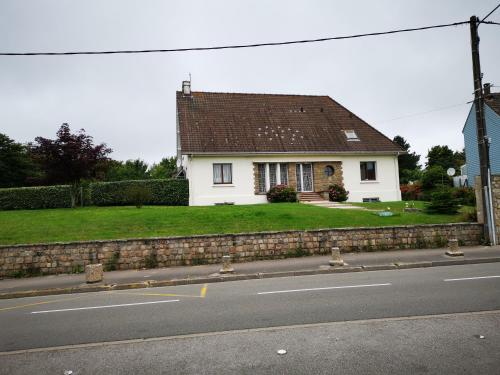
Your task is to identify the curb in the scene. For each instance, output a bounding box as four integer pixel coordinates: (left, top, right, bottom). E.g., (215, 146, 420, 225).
(1, 257, 500, 300)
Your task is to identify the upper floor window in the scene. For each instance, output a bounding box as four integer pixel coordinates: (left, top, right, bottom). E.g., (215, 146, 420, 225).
(344, 130, 359, 141)
(213, 163, 232, 184)
(360, 161, 376, 181)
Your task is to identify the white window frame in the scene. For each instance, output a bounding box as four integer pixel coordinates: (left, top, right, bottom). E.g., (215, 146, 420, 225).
(344, 130, 359, 141)
(258, 163, 289, 193)
(360, 161, 377, 182)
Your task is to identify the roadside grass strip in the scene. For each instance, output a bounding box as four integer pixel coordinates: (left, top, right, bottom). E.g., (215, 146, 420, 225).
(31, 299, 180, 314)
(257, 283, 392, 295)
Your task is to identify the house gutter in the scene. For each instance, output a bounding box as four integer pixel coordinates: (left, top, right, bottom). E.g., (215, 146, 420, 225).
(181, 151, 402, 156)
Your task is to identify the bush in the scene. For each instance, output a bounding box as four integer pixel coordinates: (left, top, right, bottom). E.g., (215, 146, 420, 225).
(328, 184, 348, 202)
(459, 209, 478, 222)
(89, 179, 188, 206)
(400, 183, 423, 201)
(0, 185, 72, 210)
(452, 187, 476, 206)
(421, 166, 451, 190)
(426, 187, 460, 214)
(125, 185, 152, 208)
(266, 185, 297, 203)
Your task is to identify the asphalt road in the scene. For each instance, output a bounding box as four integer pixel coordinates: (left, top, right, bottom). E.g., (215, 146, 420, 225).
(1, 262, 499, 354)
(2, 311, 499, 374)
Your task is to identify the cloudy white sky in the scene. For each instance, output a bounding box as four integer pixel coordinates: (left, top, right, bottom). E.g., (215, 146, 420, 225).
(1, 1, 499, 165)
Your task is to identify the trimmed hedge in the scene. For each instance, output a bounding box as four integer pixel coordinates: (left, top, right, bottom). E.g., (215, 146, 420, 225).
(0, 185, 72, 210)
(89, 179, 189, 206)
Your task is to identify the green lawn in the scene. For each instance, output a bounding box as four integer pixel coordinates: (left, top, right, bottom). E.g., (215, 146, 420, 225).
(0, 201, 471, 246)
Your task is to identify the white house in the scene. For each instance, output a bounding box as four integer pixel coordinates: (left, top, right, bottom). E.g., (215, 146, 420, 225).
(176, 81, 402, 206)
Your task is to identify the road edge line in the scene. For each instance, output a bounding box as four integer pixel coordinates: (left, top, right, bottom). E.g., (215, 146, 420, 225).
(1, 257, 500, 300)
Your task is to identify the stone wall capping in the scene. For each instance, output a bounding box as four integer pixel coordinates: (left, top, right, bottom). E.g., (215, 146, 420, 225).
(0, 222, 477, 250)
(0, 223, 483, 278)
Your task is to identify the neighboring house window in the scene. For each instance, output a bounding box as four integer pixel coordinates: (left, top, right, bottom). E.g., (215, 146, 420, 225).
(213, 163, 232, 184)
(360, 161, 376, 181)
(269, 163, 277, 188)
(344, 130, 359, 141)
(280, 163, 288, 185)
(258, 163, 266, 193)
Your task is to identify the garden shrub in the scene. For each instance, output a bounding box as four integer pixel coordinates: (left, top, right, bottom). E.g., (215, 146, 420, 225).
(125, 185, 152, 208)
(425, 187, 460, 214)
(328, 184, 348, 202)
(89, 179, 188, 206)
(421, 166, 451, 190)
(452, 187, 476, 206)
(266, 185, 297, 203)
(400, 183, 423, 201)
(459, 209, 478, 222)
(0, 185, 72, 210)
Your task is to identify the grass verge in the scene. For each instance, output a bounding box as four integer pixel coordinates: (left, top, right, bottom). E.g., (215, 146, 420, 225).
(0, 201, 471, 245)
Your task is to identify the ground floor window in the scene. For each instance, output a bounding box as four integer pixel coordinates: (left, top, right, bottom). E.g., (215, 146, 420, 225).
(360, 161, 376, 181)
(257, 163, 266, 193)
(257, 163, 289, 193)
(213, 163, 232, 184)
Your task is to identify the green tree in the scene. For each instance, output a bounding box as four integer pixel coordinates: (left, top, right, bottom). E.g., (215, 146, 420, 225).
(421, 165, 451, 190)
(426, 145, 455, 170)
(104, 159, 150, 181)
(149, 157, 177, 179)
(393, 135, 421, 184)
(453, 149, 465, 170)
(0, 133, 37, 188)
(30, 123, 111, 206)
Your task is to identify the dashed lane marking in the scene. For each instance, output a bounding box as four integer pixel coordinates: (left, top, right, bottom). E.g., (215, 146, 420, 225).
(444, 275, 500, 282)
(31, 299, 180, 314)
(257, 283, 392, 295)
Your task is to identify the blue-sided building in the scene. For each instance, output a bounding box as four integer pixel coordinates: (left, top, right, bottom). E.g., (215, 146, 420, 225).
(463, 84, 500, 187)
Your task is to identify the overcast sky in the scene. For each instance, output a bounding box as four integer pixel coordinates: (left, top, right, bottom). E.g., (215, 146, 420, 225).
(1, 1, 499, 165)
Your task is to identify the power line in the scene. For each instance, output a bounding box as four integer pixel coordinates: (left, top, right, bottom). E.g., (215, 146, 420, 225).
(377, 102, 469, 124)
(480, 2, 500, 25)
(0, 20, 471, 56)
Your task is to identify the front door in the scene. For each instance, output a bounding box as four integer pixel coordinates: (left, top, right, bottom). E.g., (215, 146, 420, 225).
(296, 163, 313, 192)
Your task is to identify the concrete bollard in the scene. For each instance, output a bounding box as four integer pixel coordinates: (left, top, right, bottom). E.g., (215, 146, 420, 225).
(219, 255, 235, 274)
(445, 238, 464, 257)
(329, 247, 344, 266)
(85, 263, 104, 283)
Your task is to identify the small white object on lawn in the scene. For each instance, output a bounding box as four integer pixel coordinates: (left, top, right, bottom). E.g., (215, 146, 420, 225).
(277, 349, 287, 355)
(479, 335, 485, 339)
(64, 371, 73, 375)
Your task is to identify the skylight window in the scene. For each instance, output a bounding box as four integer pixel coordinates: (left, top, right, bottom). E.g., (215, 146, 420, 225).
(344, 130, 359, 141)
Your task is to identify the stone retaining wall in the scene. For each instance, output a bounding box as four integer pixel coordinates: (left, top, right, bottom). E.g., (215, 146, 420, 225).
(475, 174, 499, 243)
(0, 223, 483, 278)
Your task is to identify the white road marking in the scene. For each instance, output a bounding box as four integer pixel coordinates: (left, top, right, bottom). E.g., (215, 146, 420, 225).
(444, 275, 500, 282)
(31, 299, 180, 314)
(257, 283, 392, 295)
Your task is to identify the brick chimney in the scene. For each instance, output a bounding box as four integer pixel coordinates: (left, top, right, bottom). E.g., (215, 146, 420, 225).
(182, 80, 191, 96)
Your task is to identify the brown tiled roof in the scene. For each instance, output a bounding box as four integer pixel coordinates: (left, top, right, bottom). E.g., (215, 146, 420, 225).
(485, 93, 500, 116)
(176, 91, 402, 154)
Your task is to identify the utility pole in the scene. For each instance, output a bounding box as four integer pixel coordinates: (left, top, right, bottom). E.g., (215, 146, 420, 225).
(469, 15, 493, 244)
